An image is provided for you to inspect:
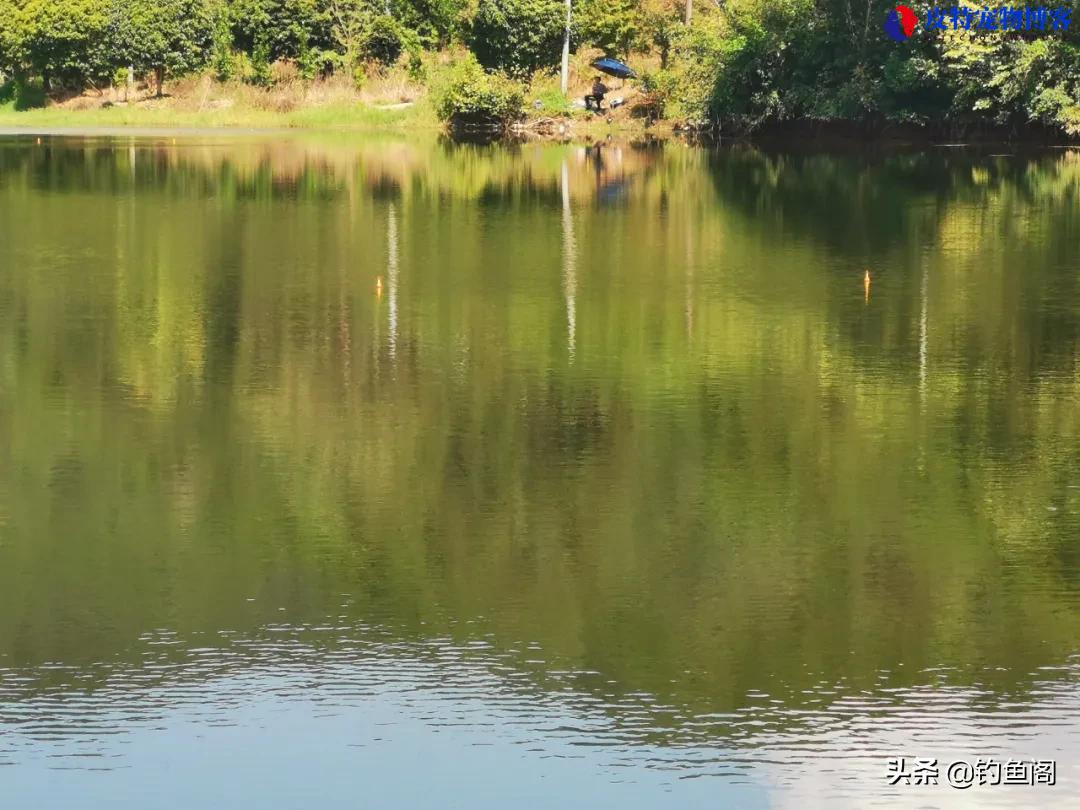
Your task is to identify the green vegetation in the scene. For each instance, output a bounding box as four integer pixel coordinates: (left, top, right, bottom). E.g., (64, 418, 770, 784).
(0, 92, 425, 129)
(432, 51, 525, 129)
(0, 0, 1075, 135)
(467, 0, 565, 77)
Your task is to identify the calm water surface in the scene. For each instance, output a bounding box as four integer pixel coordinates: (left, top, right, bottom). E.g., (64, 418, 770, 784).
(0, 134, 1079, 808)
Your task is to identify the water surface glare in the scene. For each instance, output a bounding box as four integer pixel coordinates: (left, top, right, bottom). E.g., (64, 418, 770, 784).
(0, 135, 1079, 808)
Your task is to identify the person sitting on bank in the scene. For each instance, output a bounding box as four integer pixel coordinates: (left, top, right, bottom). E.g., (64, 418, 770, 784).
(585, 77, 610, 111)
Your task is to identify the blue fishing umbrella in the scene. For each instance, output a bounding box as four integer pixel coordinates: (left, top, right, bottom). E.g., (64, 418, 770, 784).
(590, 58, 637, 80)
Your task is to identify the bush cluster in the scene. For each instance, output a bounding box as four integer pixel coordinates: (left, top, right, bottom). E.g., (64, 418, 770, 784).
(433, 52, 524, 128)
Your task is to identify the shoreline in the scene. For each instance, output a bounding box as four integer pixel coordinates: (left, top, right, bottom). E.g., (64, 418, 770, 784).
(1, 77, 1075, 147)
(0, 125, 296, 137)
(0, 112, 1075, 149)
(740, 118, 1079, 148)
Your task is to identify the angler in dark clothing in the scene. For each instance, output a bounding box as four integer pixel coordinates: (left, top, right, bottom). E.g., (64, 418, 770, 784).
(585, 77, 610, 112)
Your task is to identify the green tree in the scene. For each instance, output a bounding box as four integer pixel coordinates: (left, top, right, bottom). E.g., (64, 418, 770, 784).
(325, 0, 367, 67)
(228, 0, 331, 62)
(574, 0, 637, 56)
(467, 0, 564, 77)
(392, 0, 465, 48)
(107, 0, 216, 96)
(0, 0, 28, 78)
(637, 0, 681, 67)
(934, 24, 1080, 136)
(210, 6, 237, 80)
(8, 0, 113, 89)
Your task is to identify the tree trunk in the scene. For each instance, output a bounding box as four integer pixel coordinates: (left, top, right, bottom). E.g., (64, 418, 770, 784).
(685, 0, 692, 24)
(560, 0, 571, 95)
(155, 67, 165, 98)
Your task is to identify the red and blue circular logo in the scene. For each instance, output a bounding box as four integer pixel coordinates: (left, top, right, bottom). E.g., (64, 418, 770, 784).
(884, 5, 918, 40)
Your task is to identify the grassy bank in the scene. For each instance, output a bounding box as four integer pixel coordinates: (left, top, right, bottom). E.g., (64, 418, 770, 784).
(0, 100, 425, 132)
(0, 69, 658, 139)
(0, 103, 656, 141)
(0, 72, 441, 133)
(0, 91, 659, 143)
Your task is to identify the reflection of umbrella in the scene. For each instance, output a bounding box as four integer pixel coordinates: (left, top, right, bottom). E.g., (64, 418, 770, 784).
(591, 58, 637, 80)
(598, 180, 628, 205)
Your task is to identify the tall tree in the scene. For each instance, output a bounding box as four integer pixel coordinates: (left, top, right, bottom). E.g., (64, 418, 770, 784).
(107, 0, 215, 96)
(2, 0, 112, 88)
(467, 0, 565, 77)
(228, 0, 331, 62)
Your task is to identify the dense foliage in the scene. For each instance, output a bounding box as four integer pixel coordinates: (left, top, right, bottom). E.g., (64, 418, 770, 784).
(10, 0, 112, 87)
(0, 0, 1075, 135)
(432, 50, 524, 126)
(467, 0, 565, 77)
(108, 0, 217, 95)
(659, 0, 1079, 135)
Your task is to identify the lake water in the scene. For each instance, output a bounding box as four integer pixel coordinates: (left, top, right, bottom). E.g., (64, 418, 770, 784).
(0, 134, 1078, 809)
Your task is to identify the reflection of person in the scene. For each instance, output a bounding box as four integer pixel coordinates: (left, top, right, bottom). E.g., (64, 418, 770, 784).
(585, 144, 605, 184)
(585, 141, 629, 205)
(585, 77, 609, 112)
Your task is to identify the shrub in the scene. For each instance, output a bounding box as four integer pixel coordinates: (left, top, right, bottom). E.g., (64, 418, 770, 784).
(0, 78, 47, 110)
(296, 33, 317, 80)
(230, 50, 253, 82)
(212, 14, 236, 81)
(432, 52, 524, 129)
(248, 37, 273, 86)
(638, 67, 678, 119)
(406, 49, 426, 82)
(361, 15, 406, 66)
